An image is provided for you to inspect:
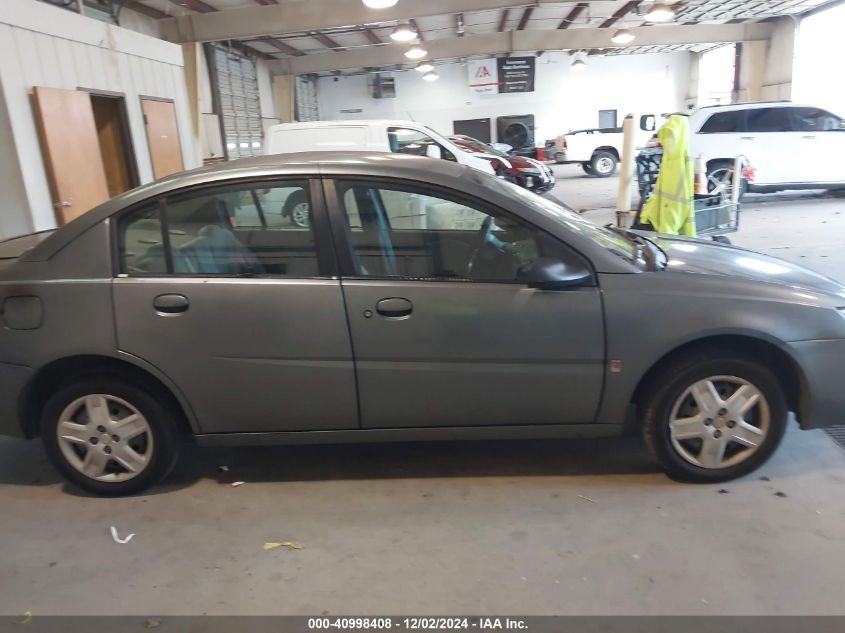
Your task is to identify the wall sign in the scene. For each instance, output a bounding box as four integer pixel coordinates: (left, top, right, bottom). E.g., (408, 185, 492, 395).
(468, 59, 499, 95)
(497, 57, 535, 93)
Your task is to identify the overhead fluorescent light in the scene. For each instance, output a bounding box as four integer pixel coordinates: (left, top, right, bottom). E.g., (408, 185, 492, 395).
(362, 0, 398, 8)
(645, 2, 675, 22)
(390, 23, 417, 42)
(611, 28, 635, 44)
(404, 45, 428, 59)
(415, 62, 435, 73)
(422, 71, 439, 81)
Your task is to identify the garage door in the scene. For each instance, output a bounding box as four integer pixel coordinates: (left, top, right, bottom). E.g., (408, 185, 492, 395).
(212, 46, 263, 160)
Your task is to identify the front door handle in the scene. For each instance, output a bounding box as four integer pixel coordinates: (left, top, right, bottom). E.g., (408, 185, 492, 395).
(740, 136, 756, 140)
(375, 297, 412, 318)
(802, 135, 817, 139)
(153, 293, 189, 314)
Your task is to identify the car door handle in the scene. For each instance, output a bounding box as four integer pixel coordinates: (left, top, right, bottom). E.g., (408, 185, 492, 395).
(740, 136, 756, 140)
(375, 297, 412, 318)
(802, 135, 816, 139)
(153, 294, 189, 314)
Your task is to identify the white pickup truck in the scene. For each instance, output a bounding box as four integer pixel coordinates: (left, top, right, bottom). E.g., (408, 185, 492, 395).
(547, 116, 657, 177)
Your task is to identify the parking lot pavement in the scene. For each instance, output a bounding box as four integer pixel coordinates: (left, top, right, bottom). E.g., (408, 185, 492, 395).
(1, 423, 845, 615)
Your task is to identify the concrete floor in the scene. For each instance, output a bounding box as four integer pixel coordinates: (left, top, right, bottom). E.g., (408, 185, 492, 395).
(2, 167, 845, 616)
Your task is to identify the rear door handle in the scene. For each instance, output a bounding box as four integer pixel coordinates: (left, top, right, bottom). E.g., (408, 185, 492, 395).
(153, 293, 189, 314)
(740, 136, 756, 140)
(802, 135, 816, 139)
(375, 297, 412, 318)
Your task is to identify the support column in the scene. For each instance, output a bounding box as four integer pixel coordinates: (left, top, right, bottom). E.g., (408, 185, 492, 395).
(181, 42, 204, 165)
(736, 16, 796, 102)
(272, 75, 295, 123)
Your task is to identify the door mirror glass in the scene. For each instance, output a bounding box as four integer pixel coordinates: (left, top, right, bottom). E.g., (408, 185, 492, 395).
(641, 115, 656, 132)
(425, 144, 442, 160)
(520, 257, 592, 290)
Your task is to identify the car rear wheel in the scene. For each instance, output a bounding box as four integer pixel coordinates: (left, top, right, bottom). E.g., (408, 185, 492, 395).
(41, 377, 181, 496)
(283, 190, 310, 228)
(590, 151, 617, 177)
(641, 351, 787, 483)
(581, 163, 594, 175)
(707, 161, 747, 201)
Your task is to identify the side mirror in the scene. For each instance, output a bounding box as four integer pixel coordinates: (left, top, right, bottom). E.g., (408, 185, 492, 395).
(521, 258, 593, 290)
(425, 144, 442, 160)
(641, 115, 656, 132)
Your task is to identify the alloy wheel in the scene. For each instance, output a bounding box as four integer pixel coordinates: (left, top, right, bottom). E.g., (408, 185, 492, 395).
(595, 157, 614, 175)
(291, 203, 310, 228)
(56, 394, 154, 482)
(707, 168, 734, 195)
(668, 375, 770, 470)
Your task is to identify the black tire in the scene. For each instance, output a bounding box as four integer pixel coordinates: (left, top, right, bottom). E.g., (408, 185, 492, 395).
(282, 190, 310, 228)
(641, 350, 787, 483)
(581, 163, 594, 175)
(590, 150, 618, 177)
(41, 376, 182, 496)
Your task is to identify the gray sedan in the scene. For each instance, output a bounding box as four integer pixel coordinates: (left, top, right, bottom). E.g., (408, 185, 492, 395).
(1, 152, 844, 495)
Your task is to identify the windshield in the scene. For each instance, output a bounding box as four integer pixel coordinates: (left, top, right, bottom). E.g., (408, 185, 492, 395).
(481, 177, 638, 262)
(0, 230, 55, 259)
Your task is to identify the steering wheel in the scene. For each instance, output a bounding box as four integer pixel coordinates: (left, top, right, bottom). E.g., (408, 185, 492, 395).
(467, 216, 494, 275)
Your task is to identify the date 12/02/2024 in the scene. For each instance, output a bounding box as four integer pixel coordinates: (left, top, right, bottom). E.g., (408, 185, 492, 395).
(307, 617, 528, 630)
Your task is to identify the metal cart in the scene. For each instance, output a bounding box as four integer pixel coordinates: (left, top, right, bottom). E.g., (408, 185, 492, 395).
(630, 148, 740, 244)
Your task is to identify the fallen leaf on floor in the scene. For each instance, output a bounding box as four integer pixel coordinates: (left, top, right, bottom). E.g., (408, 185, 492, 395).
(231, 481, 245, 487)
(144, 618, 161, 629)
(15, 612, 32, 625)
(717, 489, 731, 494)
(774, 491, 788, 498)
(577, 495, 596, 503)
(263, 541, 302, 550)
(110, 526, 135, 544)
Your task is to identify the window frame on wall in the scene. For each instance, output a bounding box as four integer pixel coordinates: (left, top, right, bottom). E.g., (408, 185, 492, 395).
(112, 177, 337, 279)
(322, 176, 593, 284)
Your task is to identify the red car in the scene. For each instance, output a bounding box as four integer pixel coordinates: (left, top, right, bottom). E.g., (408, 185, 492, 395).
(449, 135, 556, 193)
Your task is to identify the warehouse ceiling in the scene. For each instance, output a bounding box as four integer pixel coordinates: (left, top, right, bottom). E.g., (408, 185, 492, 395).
(101, 0, 833, 72)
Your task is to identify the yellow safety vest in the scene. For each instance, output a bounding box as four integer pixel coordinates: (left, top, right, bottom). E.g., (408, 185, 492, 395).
(640, 115, 696, 237)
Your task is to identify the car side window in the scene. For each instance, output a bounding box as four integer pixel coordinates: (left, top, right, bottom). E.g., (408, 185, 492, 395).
(335, 181, 587, 283)
(746, 108, 793, 133)
(119, 181, 320, 277)
(699, 111, 744, 134)
(387, 127, 456, 161)
(791, 107, 842, 132)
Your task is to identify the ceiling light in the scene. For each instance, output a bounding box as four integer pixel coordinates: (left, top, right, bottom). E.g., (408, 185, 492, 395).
(415, 62, 435, 73)
(645, 2, 675, 22)
(362, 0, 398, 8)
(390, 23, 417, 42)
(571, 58, 586, 71)
(422, 71, 439, 81)
(404, 45, 428, 60)
(611, 28, 635, 45)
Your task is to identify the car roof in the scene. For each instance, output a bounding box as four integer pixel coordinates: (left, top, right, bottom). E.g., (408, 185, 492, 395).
(24, 152, 470, 262)
(692, 101, 818, 114)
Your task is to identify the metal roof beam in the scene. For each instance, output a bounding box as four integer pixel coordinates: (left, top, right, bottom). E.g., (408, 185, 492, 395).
(270, 22, 775, 75)
(559, 2, 589, 29)
(516, 7, 534, 30)
(161, 0, 564, 43)
(600, 0, 641, 28)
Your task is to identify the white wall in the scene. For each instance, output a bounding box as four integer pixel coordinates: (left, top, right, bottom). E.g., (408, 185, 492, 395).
(0, 0, 198, 239)
(316, 51, 693, 144)
(794, 4, 845, 115)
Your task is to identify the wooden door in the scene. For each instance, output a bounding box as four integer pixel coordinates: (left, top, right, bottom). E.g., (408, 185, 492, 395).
(32, 87, 110, 225)
(141, 98, 184, 180)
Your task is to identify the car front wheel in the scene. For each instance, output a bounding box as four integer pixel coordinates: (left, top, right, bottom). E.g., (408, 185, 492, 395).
(590, 151, 618, 177)
(41, 377, 181, 496)
(642, 351, 787, 482)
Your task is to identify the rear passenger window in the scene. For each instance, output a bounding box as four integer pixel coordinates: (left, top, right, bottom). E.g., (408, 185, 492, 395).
(119, 181, 320, 277)
(746, 108, 793, 133)
(791, 107, 842, 131)
(699, 111, 744, 134)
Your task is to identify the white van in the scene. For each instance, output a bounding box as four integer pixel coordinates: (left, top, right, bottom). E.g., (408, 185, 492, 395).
(266, 120, 495, 173)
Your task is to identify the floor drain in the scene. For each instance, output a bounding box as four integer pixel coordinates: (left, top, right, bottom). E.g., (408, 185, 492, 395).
(825, 427, 845, 451)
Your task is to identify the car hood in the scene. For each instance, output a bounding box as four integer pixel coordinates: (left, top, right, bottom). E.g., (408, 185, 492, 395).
(655, 235, 845, 297)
